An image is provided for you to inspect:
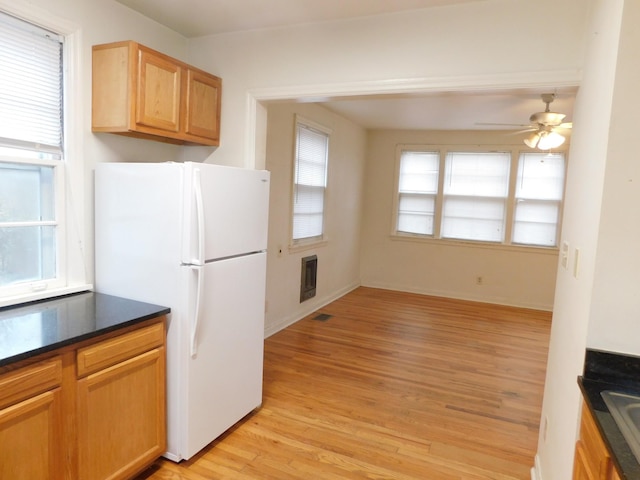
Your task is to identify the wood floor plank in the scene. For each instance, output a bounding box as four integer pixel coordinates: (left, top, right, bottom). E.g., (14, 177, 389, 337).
(136, 287, 551, 479)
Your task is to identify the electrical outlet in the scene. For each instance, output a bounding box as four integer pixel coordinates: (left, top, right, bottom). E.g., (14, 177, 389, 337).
(476, 276, 483, 285)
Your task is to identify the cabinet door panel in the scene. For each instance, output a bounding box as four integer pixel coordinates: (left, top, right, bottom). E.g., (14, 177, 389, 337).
(77, 348, 166, 480)
(136, 49, 181, 132)
(184, 69, 221, 141)
(0, 389, 63, 480)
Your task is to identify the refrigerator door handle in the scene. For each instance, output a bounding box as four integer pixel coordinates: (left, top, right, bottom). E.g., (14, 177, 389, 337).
(194, 168, 205, 265)
(190, 265, 204, 357)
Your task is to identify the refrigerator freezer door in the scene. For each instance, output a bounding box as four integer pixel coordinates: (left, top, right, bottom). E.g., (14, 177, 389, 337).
(95, 162, 185, 304)
(182, 163, 270, 264)
(183, 252, 266, 460)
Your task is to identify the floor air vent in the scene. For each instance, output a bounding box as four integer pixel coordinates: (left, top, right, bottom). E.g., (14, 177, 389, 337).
(312, 313, 332, 322)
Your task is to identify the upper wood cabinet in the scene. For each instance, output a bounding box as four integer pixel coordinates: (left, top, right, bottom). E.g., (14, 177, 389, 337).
(92, 41, 221, 146)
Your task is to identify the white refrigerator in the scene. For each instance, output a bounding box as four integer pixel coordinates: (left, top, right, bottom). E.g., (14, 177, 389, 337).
(94, 162, 270, 462)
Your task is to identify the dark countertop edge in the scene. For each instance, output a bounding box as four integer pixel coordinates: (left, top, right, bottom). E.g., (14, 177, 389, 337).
(0, 307, 170, 369)
(578, 376, 640, 479)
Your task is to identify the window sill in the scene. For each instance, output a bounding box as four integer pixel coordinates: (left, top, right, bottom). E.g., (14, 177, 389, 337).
(0, 284, 93, 309)
(390, 233, 559, 255)
(288, 238, 329, 254)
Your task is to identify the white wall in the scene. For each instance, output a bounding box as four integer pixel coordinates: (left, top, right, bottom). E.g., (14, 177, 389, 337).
(534, 1, 624, 479)
(586, 0, 640, 355)
(4, 2, 625, 477)
(188, 0, 590, 169)
(3, 0, 590, 289)
(0, 0, 207, 284)
(361, 129, 560, 310)
(264, 102, 366, 335)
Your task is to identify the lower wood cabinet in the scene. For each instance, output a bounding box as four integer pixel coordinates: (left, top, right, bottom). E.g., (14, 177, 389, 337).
(77, 344, 165, 479)
(0, 316, 166, 480)
(0, 358, 64, 480)
(573, 400, 621, 480)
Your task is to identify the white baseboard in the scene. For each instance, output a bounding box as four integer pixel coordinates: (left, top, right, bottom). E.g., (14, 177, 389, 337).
(361, 281, 553, 311)
(264, 281, 360, 338)
(531, 454, 542, 480)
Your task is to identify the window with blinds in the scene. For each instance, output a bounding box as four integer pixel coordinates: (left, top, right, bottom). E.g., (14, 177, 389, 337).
(394, 147, 566, 248)
(292, 119, 329, 242)
(0, 11, 65, 296)
(397, 151, 439, 235)
(513, 152, 565, 246)
(442, 152, 511, 242)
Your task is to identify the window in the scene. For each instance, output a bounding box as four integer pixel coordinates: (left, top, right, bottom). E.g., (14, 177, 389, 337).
(513, 152, 565, 247)
(442, 152, 511, 242)
(0, 9, 84, 305)
(394, 147, 566, 248)
(397, 151, 439, 235)
(292, 118, 329, 243)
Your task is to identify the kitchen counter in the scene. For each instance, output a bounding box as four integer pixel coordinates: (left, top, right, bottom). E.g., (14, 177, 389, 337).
(0, 291, 170, 367)
(579, 349, 640, 479)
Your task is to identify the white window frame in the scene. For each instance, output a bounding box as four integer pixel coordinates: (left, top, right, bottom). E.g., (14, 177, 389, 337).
(393, 149, 441, 237)
(0, 4, 89, 307)
(290, 115, 331, 248)
(392, 144, 567, 250)
(441, 150, 512, 243)
(512, 151, 566, 247)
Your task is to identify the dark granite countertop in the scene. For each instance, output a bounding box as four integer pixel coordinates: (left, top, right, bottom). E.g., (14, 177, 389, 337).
(0, 291, 170, 368)
(579, 349, 640, 480)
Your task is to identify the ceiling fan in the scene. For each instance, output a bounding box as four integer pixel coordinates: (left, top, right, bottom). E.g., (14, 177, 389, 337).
(481, 93, 572, 150)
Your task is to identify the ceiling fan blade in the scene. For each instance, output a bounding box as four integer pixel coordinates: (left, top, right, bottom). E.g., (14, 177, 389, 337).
(509, 128, 537, 135)
(558, 122, 573, 129)
(475, 122, 532, 127)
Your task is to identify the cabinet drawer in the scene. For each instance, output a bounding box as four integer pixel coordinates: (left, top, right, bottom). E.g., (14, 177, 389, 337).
(0, 357, 62, 409)
(77, 322, 164, 377)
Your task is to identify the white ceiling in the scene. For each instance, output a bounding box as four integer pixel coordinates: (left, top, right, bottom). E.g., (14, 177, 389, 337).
(116, 0, 490, 38)
(114, 0, 577, 131)
(320, 89, 577, 131)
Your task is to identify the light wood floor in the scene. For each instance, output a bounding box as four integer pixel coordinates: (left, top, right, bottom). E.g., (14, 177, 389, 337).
(136, 287, 551, 479)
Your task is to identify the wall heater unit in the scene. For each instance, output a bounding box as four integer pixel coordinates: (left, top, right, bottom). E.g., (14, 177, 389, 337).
(300, 255, 317, 302)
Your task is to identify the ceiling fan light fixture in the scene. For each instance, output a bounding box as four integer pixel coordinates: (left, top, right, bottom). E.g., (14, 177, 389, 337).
(537, 131, 565, 150)
(524, 132, 541, 148)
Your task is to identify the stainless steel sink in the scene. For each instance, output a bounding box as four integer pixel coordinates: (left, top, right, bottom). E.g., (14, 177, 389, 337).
(601, 390, 640, 463)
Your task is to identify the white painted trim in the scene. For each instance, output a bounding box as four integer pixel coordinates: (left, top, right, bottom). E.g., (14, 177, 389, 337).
(0, 284, 92, 308)
(0, 0, 78, 33)
(0, 3, 89, 306)
(361, 281, 554, 312)
(264, 281, 360, 338)
(248, 69, 582, 102)
(245, 68, 581, 169)
(531, 454, 543, 480)
(244, 92, 259, 169)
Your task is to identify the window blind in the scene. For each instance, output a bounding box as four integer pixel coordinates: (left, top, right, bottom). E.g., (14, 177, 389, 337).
(292, 123, 328, 241)
(512, 152, 565, 246)
(397, 151, 439, 235)
(0, 12, 63, 155)
(441, 152, 510, 242)
(0, 11, 64, 295)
